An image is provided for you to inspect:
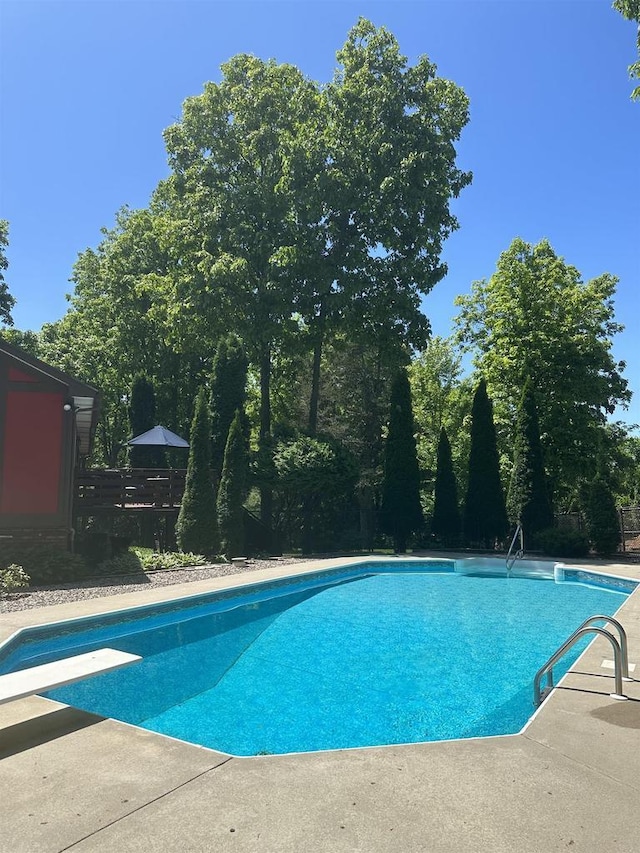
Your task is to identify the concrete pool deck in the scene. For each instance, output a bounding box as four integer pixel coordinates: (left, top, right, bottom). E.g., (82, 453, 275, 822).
(1, 554, 639, 853)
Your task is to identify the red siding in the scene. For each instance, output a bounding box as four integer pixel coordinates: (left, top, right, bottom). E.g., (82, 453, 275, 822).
(0, 391, 64, 514)
(8, 367, 38, 383)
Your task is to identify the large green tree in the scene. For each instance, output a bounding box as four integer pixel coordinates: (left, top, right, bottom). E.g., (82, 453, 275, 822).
(38, 205, 205, 465)
(163, 54, 321, 529)
(463, 379, 508, 548)
(162, 21, 471, 517)
(0, 220, 16, 327)
(34, 21, 472, 552)
(379, 368, 424, 552)
(455, 238, 630, 508)
(298, 19, 472, 435)
(506, 378, 553, 543)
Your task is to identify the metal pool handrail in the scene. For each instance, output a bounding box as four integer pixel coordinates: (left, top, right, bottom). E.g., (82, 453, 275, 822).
(506, 523, 524, 573)
(533, 618, 630, 707)
(579, 615, 630, 680)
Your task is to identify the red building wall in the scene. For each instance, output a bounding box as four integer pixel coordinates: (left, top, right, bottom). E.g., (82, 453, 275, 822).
(0, 390, 65, 514)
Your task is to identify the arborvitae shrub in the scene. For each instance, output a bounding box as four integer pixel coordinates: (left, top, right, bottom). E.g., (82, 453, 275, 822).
(584, 475, 621, 556)
(506, 378, 554, 544)
(273, 435, 359, 554)
(537, 527, 590, 558)
(128, 374, 166, 468)
(210, 335, 248, 482)
(176, 388, 219, 556)
(463, 378, 508, 548)
(431, 426, 460, 546)
(217, 411, 248, 558)
(379, 369, 424, 552)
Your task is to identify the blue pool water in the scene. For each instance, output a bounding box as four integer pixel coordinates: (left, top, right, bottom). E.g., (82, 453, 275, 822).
(0, 565, 631, 755)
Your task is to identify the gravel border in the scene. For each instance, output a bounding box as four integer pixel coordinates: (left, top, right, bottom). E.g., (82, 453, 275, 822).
(0, 557, 310, 614)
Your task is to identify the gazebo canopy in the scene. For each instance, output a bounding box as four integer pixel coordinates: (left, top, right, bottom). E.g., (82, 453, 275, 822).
(127, 425, 189, 448)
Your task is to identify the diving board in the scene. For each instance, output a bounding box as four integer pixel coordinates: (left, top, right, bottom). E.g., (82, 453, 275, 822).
(0, 648, 141, 706)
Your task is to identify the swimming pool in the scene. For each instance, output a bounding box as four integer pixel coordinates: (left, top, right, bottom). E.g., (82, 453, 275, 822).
(0, 560, 634, 755)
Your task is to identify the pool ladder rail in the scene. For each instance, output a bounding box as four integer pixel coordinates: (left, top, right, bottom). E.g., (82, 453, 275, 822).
(506, 523, 524, 574)
(533, 615, 632, 707)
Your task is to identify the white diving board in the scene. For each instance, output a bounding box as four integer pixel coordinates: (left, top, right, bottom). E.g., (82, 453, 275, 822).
(0, 648, 142, 706)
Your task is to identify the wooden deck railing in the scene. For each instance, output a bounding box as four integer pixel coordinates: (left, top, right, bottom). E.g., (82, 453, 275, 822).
(75, 468, 187, 511)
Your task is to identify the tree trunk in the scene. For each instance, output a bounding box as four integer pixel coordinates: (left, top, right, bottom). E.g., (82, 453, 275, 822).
(357, 350, 381, 550)
(301, 494, 317, 555)
(258, 340, 273, 534)
(394, 534, 407, 554)
(105, 422, 120, 468)
(308, 305, 326, 438)
(358, 485, 374, 551)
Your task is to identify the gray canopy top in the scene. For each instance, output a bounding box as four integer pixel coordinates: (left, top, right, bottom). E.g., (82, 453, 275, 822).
(127, 425, 189, 448)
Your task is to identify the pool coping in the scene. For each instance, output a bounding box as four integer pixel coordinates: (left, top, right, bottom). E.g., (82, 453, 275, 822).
(2, 553, 640, 852)
(2, 552, 637, 648)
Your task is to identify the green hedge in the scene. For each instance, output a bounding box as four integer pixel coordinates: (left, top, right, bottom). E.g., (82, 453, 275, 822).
(537, 528, 590, 558)
(0, 545, 89, 585)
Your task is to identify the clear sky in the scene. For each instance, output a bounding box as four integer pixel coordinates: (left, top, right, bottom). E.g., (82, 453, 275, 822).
(1, 0, 639, 428)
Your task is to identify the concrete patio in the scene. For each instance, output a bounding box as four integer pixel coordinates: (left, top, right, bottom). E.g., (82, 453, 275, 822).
(1, 556, 639, 853)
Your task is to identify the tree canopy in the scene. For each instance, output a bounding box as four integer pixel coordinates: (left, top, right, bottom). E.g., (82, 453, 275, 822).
(454, 238, 630, 508)
(613, 0, 640, 98)
(30, 19, 471, 544)
(7, 18, 637, 558)
(0, 220, 16, 327)
(159, 19, 471, 522)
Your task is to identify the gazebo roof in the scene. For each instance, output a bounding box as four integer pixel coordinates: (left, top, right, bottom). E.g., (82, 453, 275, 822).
(127, 425, 189, 448)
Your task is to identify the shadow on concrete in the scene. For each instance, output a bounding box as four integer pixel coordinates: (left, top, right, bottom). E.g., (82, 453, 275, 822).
(0, 705, 104, 759)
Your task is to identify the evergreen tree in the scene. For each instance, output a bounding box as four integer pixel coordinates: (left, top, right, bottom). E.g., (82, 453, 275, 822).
(584, 475, 621, 556)
(176, 388, 218, 555)
(217, 410, 248, 558)
(379, 369, 424, 553)
(463, 378, 508, 548)
(431, 426, 460, 546)
(210, 335, 248, 483)
(128, 374, 166, 468)
(507, 379, 554, 543)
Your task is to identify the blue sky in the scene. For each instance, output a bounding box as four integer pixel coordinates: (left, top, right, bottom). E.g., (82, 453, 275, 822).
(1, 1, 639, 428)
